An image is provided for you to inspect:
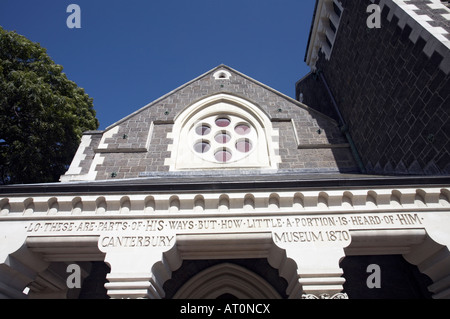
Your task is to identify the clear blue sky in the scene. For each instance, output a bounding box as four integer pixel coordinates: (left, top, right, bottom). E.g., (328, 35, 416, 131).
(0, 0, 316, 130)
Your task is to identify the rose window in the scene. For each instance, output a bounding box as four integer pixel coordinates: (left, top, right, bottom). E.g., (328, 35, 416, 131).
(190, 115, 257, 164)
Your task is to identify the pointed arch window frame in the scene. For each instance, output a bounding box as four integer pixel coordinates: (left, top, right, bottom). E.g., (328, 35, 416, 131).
(165, 93, 280, 171)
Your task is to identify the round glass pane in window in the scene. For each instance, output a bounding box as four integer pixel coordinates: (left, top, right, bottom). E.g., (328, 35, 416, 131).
(215, 117, 230, 127)
(236, 139, 252, 153)
(215, 132, 231, 144)
(214, 149, 232, 163)
(194, 141, 211, 153)
(235, 124, 251, 135)
(195, 124, 211, 136)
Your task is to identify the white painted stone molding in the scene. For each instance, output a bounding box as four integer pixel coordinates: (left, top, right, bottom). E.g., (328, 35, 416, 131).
(173, 263, 282, 299)
(102, 246, 171, 299)
(1, 187, 449, 216)
(213, 69, 232, 80)
(301, 292, 348, 299)
(0, 185, 450, 298)
(147, 232, 302, 299)
(305, 0, 344, 68)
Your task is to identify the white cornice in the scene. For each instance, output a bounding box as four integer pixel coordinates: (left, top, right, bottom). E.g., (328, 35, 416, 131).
(1, 186, 449, 219)
(305, 0, 342, 69)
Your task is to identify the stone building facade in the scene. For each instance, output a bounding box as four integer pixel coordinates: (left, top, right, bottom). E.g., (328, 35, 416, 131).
(0, 1, 449, 300)
(296, 0, 450, 175)
(60, 66, 358, 182)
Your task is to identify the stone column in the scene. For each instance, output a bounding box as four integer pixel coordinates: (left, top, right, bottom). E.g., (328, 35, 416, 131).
(278, 241, 348, 299)
(101, 243, 175, 299)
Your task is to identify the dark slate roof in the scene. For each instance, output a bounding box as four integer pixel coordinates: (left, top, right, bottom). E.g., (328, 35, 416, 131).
(1, 171, 449, 195)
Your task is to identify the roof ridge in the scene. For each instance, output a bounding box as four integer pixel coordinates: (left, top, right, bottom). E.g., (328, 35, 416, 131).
(102, 64, 338, 132)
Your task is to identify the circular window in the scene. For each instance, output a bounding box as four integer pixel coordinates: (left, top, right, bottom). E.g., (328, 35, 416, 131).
(189, 115, 256, 164)
(194, 141, 211, 153)
(214, 149, 232, 163)
(215, 132, 231, 144)
(236, 139, 252, 153)
(215, 117, 230, 127)
(235, 124, 251, 135)
(195, 124, 211, 136)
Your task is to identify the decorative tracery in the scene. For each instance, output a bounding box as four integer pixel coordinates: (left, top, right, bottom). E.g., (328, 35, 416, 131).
(190, 114, 257, 164)
(165, 93, 280, 170)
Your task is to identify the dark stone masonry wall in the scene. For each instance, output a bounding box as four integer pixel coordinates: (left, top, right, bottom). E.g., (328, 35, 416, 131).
(295, 73, 340, 123)
(70, 66, 359, 181)
(296, 0, 450, 175)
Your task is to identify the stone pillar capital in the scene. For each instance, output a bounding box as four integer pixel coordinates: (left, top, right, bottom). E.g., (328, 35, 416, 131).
(103, 247, 173, 299)
(280, 244, 347, 297)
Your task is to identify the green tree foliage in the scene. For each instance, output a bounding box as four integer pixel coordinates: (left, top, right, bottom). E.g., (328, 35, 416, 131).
(0, 27, 99, 184)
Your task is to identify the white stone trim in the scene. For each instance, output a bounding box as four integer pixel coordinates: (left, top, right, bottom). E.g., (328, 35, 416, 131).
(173, 262, 281, 298)
(372, 0, 450, 74)
(97, 126, 119, 150)
(305, 0, 344, 69)
(60, 127, 117, 182)
(63, 134, 91, 176)
(302, 292, 348, 299)
(1, 185, 450, 298)
(213, 70, 232, 80)
(60, 153, 104, 182)
(1, 186, 448, 217)
(144, 121, 154, 151)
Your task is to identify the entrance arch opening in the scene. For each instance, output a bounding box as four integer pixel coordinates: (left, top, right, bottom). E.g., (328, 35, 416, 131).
(163, 259, 288, 299)
(340, 255, 433, 299)
(155, 232, 301, 299)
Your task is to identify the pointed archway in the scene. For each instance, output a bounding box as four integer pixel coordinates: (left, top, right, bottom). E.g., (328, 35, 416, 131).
(172, 262, 282, 299)
(148, 232, 303, 299)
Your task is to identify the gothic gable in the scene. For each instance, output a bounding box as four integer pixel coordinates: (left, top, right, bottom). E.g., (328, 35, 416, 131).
(61, 65, 357, 181)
